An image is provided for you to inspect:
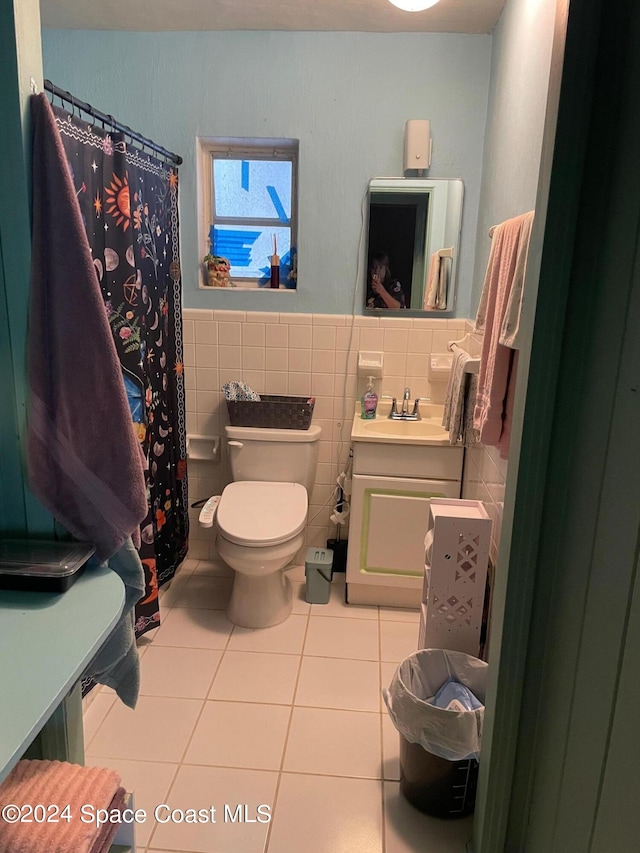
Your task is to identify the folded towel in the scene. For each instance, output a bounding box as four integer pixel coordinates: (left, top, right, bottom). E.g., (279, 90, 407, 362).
(424, 251, 449, 310)
(88, 787, 127, 853)
(83, 537, 145, 708)
(442, 350, 480, 447)
(223, 381, 261, 401)
(0, 760, 120, 853)
(27, 93, 147, 562)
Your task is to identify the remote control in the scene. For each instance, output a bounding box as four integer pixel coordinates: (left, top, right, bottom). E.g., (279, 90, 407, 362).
(198, 495, 221, 528)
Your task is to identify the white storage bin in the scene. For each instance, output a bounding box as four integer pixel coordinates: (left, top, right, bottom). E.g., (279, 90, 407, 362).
(420, 499, 491, 657)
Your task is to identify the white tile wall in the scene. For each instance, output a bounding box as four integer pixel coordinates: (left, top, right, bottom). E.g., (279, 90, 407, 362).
(453, 317, 508, 559)
(183, 309, 474, 563)
(462, 443, 507, 566)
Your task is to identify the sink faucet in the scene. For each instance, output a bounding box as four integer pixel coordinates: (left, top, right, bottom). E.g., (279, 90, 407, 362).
(389, 388, 421, 420)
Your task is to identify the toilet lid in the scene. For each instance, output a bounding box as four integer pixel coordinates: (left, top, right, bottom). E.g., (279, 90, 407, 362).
(217, 481, 308, 546)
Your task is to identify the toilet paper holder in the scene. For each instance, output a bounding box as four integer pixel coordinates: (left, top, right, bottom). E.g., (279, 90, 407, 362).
(186, 434, 220, 461)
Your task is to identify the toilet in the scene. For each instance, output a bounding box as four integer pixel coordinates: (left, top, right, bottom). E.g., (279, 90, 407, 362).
(215, 423, 322, 628)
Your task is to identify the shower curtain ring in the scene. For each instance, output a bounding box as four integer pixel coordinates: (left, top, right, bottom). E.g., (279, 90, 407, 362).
(70, 94, 76, 116)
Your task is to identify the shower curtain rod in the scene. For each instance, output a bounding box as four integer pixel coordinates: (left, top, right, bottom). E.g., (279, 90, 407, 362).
(44, 79, 183, 166)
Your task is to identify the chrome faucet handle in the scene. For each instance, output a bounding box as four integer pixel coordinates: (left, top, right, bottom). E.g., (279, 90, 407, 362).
(390, 397, 398, 416)
(412, 398, 422, 419)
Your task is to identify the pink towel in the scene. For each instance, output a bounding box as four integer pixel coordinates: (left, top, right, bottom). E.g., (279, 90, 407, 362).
(27, 94, 147, 561)
(89, 787, 127, 853)
(473, 213, 531, 453)
(0, 760, 121, 853)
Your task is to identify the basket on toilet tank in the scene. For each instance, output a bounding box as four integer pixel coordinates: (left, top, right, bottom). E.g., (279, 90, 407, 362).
(226, 394, 315, 430)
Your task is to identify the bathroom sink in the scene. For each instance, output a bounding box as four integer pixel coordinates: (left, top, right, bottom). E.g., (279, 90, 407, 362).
(351, 407, 450, 446)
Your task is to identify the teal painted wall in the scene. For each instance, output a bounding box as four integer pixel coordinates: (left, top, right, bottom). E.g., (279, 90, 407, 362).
(0, 0, 53, 537)
(470, 0, 556, 316)
(42, 30, 492, 317)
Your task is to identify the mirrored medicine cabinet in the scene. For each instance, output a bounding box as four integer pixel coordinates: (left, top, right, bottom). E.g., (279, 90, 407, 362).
(364, 178, 464, 315)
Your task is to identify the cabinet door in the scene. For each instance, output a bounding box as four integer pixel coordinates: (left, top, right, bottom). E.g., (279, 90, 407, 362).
(346, 474, 460, 588)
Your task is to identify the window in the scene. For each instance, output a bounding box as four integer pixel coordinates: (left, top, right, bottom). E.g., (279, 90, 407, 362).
(200, 139, 299, 289)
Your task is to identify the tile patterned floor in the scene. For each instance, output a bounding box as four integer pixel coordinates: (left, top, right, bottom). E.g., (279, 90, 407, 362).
(83, 559, 473, 853)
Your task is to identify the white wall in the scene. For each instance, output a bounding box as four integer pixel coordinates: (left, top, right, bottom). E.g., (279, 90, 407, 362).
(42, 30, 491, 317)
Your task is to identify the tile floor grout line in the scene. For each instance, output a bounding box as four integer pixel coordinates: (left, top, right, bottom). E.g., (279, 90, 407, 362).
(137, 592, 237, 852)
(263, 599, 312, 853)
(168, 616, 236, 765)
(143, 760, 182, 852)
(82, 690, 117, 753)
(378, 604, 389, 853)
(135, 694, 387, 712)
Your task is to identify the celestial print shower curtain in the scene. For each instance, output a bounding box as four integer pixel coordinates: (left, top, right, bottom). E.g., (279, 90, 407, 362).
(52, 104, 189, 637)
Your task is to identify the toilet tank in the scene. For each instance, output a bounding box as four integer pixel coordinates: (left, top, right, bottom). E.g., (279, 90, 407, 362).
(225, 424, 322, 495)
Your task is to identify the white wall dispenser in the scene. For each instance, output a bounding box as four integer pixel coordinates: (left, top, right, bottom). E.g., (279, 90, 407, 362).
(428, 353, 454, 382)
(357, 351, 384, 378)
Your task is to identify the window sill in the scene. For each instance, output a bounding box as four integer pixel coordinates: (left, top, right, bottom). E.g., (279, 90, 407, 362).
(198, 284, 296, 293)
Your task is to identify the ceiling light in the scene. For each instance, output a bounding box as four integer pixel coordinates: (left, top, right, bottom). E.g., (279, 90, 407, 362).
(388, 0, 441, 10)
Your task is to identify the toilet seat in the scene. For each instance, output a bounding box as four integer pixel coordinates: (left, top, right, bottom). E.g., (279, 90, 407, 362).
(217, 481, 308, 547)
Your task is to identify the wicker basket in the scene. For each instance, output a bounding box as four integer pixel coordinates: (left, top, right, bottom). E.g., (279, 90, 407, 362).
(226, 395, 315, 430)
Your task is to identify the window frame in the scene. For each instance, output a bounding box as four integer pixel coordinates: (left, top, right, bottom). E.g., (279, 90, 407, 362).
(198, 137, 299, 290)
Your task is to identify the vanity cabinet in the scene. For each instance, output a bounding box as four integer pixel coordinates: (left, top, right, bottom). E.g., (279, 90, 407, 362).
(346, 442, 463, 608)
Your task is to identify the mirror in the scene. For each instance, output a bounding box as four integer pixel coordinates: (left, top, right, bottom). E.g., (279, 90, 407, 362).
(364, 178, 464, 314)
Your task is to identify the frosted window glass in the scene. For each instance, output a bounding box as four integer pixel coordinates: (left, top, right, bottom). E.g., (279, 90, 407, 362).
(214, 159, 292, 221)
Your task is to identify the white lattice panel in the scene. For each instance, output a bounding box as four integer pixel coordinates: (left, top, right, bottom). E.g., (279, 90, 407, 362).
(421, 499, 491, 657)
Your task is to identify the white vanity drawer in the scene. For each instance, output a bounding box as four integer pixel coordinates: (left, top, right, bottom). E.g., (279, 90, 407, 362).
(352, 441, 463, 481)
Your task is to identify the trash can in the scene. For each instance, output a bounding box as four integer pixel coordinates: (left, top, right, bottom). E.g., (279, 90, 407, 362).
(383, 649, 488, 819)
(304, 547, 334, 604)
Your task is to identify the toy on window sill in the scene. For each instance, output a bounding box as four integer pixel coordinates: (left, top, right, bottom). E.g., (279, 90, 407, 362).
(203, 253, 232, 287)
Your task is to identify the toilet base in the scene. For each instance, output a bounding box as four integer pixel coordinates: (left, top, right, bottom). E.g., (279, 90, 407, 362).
(227, 569, 293, 628)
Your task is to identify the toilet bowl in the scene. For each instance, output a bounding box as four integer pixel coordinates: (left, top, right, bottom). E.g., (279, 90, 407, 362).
(216, 480, 308, 628)
(206, 422, 321, 628)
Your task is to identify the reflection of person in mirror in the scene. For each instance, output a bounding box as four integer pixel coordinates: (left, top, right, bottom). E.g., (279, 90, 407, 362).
(366, 253, 406, 310)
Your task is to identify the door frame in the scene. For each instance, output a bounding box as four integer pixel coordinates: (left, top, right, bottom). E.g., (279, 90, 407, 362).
(473, 0, 640, 848)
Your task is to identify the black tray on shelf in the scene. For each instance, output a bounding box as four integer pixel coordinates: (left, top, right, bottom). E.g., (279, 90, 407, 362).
(0, 539, 95, 593)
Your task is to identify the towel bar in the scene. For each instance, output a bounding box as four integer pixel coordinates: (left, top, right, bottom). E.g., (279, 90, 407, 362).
(447, 335, 481, 375)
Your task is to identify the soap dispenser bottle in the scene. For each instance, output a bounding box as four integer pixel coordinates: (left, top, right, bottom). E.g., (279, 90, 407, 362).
(361, 376, 378, 420)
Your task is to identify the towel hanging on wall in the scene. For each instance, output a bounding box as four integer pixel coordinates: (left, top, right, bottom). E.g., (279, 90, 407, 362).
(473, 211, 534, 457)
(27, 94, 148, 560)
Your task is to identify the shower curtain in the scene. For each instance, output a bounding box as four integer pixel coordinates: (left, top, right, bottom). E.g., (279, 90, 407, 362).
(51, 104, 189, 637)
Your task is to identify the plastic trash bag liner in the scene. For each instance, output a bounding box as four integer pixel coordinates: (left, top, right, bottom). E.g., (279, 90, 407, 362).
(432, 678, 483, 712)
(382, 649, 488, 762)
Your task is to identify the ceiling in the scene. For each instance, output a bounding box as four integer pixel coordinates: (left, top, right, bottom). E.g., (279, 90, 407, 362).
(40, 0, 507, 35)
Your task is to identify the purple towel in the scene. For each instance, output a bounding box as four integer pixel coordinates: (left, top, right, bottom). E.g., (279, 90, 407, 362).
(27, 94, 147, 561)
